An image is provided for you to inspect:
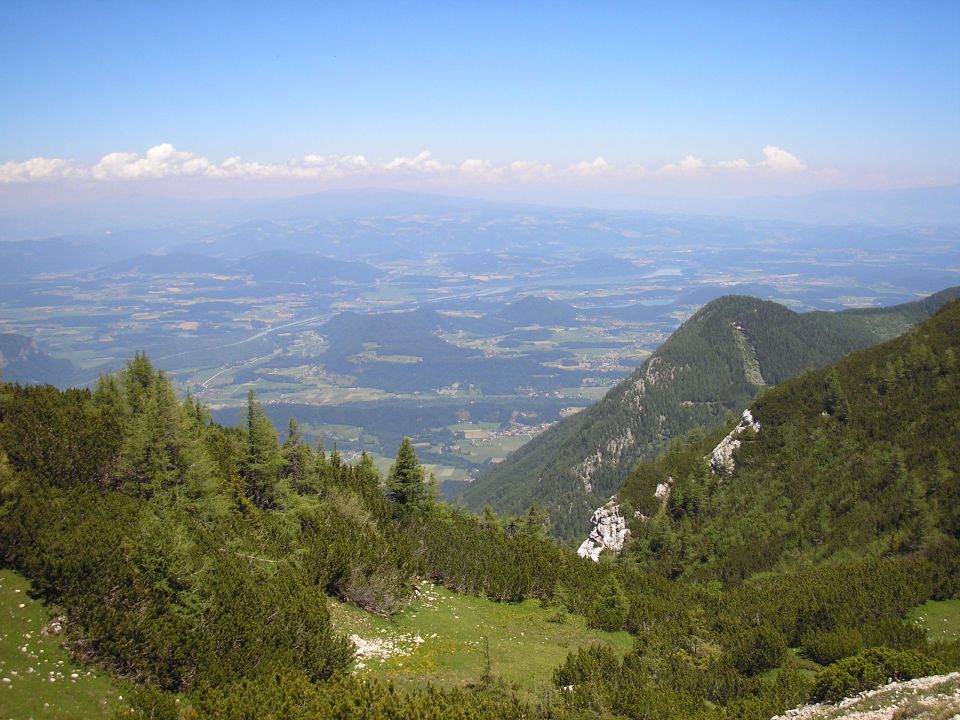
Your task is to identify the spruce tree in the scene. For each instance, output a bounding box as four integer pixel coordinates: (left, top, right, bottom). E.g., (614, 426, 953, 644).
(281, 417, 315, 493)
(385, 437, 428, 506)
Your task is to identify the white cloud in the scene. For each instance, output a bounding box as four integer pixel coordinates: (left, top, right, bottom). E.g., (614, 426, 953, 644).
(566, 156, 611, 176)
(385, 151, 451, 174)
(714, 158, 750, 170)
(659, 155, 706, 175)
(0, 157, 80, 183)
(301, 154, 370, 174)
(92, 143, 215, 180)
(757, 145, 806, 172)
(660, 146, 808, 176)
(508, 159, 555, 181)
(459, 158, 491, 175)
(458, 158, 508, 183)
(0, 144, 813, 186)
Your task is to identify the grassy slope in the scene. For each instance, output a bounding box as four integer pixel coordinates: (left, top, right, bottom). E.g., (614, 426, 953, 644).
(329, 582, 633, 699)
(0, 569, 128, 719)
(910, 599, 960, 644)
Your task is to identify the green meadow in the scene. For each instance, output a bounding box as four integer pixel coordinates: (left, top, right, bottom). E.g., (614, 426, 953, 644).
(0, 569, 128, 719)
(329, 582, 633, 699)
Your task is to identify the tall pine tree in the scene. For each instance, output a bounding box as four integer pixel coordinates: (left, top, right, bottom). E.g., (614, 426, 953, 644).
(385, 437, 429, 507)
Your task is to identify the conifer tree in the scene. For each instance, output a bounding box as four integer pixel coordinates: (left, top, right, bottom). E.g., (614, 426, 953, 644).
(826, 370, 850, 422)
(385, 437, 428, 506)
(354, 451, 381, 488)
(281, 417, 315, 494)
(481, 503, 500, 528)
(587, 576, 629, 631)
(508, 503, 550, 538)
(242, 390, 281, 508)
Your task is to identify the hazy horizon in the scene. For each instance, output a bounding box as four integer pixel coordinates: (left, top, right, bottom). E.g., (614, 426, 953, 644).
(2, 2, 958, 210)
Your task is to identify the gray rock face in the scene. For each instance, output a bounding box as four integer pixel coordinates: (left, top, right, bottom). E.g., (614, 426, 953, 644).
(709, 409, 760, 474)
(577, 498, 630, 562)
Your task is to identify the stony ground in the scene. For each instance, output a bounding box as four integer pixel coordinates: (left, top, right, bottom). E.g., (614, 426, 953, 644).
(772, 673, 960, 720)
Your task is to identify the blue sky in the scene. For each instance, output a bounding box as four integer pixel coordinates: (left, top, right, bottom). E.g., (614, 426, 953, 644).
(1, 1, 958, 198)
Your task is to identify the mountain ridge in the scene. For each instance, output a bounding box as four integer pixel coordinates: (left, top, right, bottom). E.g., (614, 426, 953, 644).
(619, 298, 960, 583)
(462, 287, 960, 539)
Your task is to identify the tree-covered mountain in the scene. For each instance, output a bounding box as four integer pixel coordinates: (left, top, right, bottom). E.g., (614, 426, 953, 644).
(495, 296, 580, 327)
(621, 298, 960, 588)
(230, 250, 384, 284)
(95, 250, 384, 284)
(320, 307, 467, 372)
(314, 306, 620, 395)
(462, 287, 960, 540)
(1, 349, 957, 719)
(0, 333, 74, 386)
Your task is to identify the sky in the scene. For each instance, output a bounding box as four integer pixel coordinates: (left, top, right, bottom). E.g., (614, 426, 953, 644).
(1, 0, 959, 203)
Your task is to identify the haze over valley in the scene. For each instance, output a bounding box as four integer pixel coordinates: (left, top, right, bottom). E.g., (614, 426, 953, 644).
(3, 190, 958, 497)
(2, 2, 959, 719)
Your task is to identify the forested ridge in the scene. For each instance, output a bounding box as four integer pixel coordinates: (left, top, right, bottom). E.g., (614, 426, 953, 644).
(463, 287, 960, 541)
(0, 306, 957, 718)
(622, 298, 960, 585)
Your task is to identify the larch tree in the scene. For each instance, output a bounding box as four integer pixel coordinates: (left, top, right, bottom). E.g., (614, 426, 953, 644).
(242, 390, 282, 509)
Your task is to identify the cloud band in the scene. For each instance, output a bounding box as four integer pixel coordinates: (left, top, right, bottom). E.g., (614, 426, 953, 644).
(0, 144, 809, 185)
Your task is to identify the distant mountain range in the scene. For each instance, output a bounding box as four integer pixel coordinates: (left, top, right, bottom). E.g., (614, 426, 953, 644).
(2, 184, 957, 244)
(462, 286, 960, 540)
(561, 184, 960, 227)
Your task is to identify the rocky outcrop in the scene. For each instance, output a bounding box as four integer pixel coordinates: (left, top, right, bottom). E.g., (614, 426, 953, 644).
(655, 479, 672, 499)
(573, 428, 635, 493)
(771, 672, 960, 720)
(577, 498, 630, 562)
(709, 409, 760, 474)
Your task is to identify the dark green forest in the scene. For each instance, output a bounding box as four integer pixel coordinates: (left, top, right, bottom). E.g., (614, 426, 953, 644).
(0, 303, 958, 718)
(621, 299, 960, 586)
(463, 287, 960, 541)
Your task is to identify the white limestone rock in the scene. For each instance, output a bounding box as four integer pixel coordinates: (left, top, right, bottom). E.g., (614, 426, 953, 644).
(573, 428, 635, 494)
(577, 498, 631, 562)
(710, 409, 760, 474)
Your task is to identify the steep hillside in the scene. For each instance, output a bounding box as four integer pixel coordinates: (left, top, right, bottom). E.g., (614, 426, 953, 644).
(463, 289, 959, 540)
(807, 285, 960, 347)
(621, 300, 960, 584)
(0, 334, 74, 386)
(1, 352, 957, 718)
